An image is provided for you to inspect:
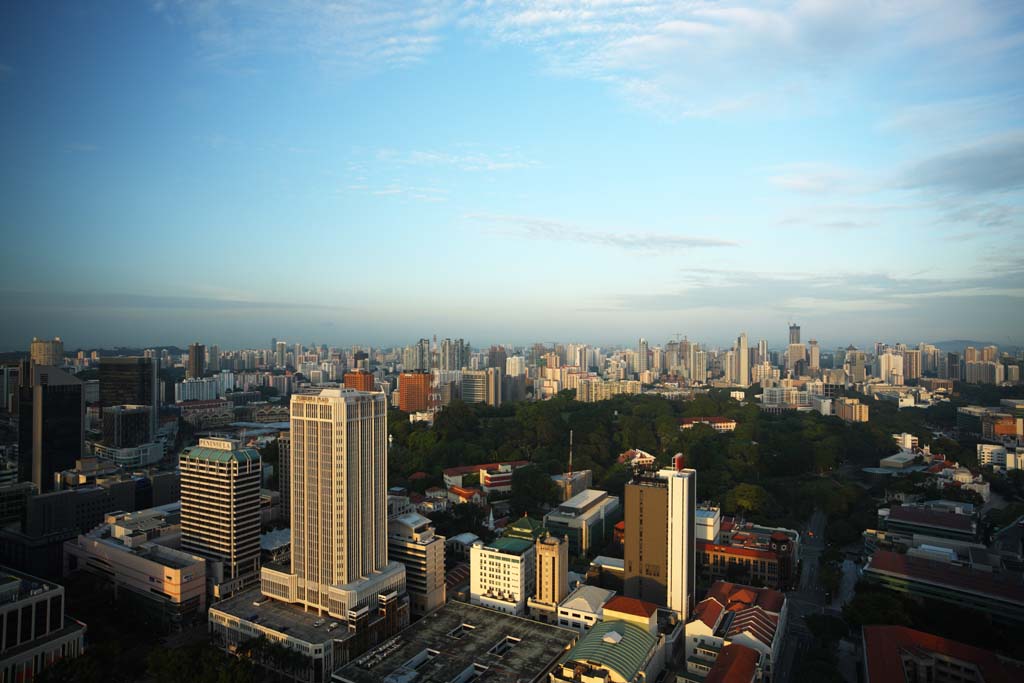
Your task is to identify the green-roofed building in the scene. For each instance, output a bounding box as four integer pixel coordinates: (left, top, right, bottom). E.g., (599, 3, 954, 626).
(549, 620, 662, 683)
(505, 515, 547, 541)
(470, 523, 544, 616)
(179, 437, 262, 599)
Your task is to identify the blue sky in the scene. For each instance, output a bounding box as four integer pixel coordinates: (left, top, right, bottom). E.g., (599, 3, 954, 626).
(1, 1, 1022, 351)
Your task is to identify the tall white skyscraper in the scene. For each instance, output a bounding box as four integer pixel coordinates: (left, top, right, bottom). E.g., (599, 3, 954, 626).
(736, 333, 749, 387)
(260, 388, 405, 616)
(757, 338, 768, 365)
(662, 460, 696, 619)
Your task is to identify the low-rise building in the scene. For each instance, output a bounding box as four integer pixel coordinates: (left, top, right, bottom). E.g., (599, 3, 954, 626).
(555, 585, 615, 632)
(679, 417, 737, 433)
(443, 460, 529, 496)
(695, 511, 799, 590)
(0, 568, 86, 682)
(470, 536, 536, 616)
(551, 469, 593, 501)
(543, 489, 621, 558)
(862, 625, 1024, 682)
(835, 397, 869, 422)
(63, 503, 207, 629)
(682, 582, 787, 682)
(334, 600, 578, 683)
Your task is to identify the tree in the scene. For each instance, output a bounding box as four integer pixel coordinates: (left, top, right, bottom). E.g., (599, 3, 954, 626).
(510, 464, 559, 516)
(725, 483, 771, 517)
(844, 587, 911, 627)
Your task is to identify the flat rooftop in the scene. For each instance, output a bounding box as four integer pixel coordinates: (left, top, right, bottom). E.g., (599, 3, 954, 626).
(549, 489, 613, 517)
(211, 588, 341, 645)
(333, 601, 577, 683)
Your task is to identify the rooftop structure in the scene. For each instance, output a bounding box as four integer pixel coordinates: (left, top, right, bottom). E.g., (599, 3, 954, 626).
(556, 585, 616, 631)
(333, 600, 578, 683)
(862, 625, 1024, 683)
(549, 620, 660, 683)
(543, 488, 621, 558)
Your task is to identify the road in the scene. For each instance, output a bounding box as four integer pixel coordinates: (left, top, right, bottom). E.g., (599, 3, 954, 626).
(775, 509, 834, 683)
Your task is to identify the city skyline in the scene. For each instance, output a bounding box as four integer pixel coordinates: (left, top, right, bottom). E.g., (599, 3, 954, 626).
(2, 1, 1023, 348)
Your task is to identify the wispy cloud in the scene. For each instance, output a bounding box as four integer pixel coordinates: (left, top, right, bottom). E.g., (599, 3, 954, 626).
(379, 148, 538, 172)
(899, 130, 1024, 194)
(768, 163, 859, 194)
(344, 183, 447, 202)
(467, 213, 739, 251)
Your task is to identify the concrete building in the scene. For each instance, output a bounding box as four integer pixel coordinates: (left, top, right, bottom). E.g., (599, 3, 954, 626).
(551, 469, 593, 501)
(174, 377, 218, 402)
(862, 625, 1024, 682)
(63, 503, 207, 628)
(623, 457, 696, 619)
(527, 533, 569, 623)
(334, 600, 579, 683)
(398, 370, 431, 413)
(835, 396, 869, 422)
(99, 356, 159, 438)
(180, 438, 262, 600)
(470, 536, 536, 616)
(679, 417, 737, 433)
(0, 567, 86, 681)
(343, 369, 375, 392)
(186, 342, 205, 379)
(387, 511, 446, 616)
(29, 338, 64, 367)
(556, 584, 615, 632)
(543, 489, 621, 558)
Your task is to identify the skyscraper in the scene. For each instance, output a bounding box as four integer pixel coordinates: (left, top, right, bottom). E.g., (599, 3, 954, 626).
(30, 337, 64, 367)
(736, 333, 749, 387)
(180, 437, 262, 599)
(638, 338, 649, 374)
(260, 389, 405, 616)
(399, 370, 431, 413)
(18, 365, 83, 492)
(187, 342, 206, 379)
(624, 456, 696, 617)
(207, 344, 221, 373)
(275, 341, 287, 368)
(344, 369, 375, 392)
(99, 356, 159, 438)
(788, 324, 801, 345)
(808, 340, 820, 371)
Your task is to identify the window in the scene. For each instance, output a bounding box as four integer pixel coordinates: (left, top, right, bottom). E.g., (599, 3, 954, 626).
(487, 636, 521, 657)
(447, 623, 476, 639)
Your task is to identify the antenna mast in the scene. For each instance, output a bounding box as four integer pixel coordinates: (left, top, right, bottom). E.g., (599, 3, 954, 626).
(568, 429, 573, 476)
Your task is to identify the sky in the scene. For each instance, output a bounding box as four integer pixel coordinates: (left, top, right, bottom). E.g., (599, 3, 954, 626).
(1, 0, 1022, 351)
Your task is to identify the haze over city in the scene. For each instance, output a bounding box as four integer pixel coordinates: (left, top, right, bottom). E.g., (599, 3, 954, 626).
(2, 1, 1023, 349)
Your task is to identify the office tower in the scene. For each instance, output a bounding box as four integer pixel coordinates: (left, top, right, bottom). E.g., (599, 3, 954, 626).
(187, 342, 206, 379)
(624, 456, 696, 617)
(99, 356, 159, 438)
(30, 337, 64, 367)
(462, 369, 487, 404)
(638, 338, 649, 374)
(736, 333, 749, 387)
(275, 341, 287, 368)
(180, 437, 262, 599)
(786, 343, 806, 376)
(260, 389, 404, 615)
(0, 568, 86, 680)
(387, 511, 446, 616)
(505, 356, 526, 377)
(18, 365, 83, 493)
(692, 350, 707, 384)
(757, 339, 768, 365)
(1, 365, 19, 412)
(278, 431, 290, 522)
(417, 338, 431, 370)
(788, 324, 800, 345)
(944, 352, 961, 380)
(808, 340, 820, 371)
(344, 369, 375, 392)
(723, 350, 736, 384)
(207, 344, 221, 373)
(101, 405, 151, 447)
(527, 533, 569, 622)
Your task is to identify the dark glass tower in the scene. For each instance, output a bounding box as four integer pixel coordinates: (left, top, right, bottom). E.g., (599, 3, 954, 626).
(18, 365, 83, 492)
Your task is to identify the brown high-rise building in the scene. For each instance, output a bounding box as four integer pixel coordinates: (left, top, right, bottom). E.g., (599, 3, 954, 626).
(187, 342, 206, 379)
(528, 533, 569, 623)
(624, 474, 669, 605)
(399, 371, 431, 413)
(344, 370, 375, 392)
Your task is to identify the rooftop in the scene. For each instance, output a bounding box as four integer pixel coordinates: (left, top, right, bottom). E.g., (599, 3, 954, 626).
(485, 537, 534, 556)
(211, 588, 342, 645)
(443, 460, 529, 477)
(560, 620, 657, 682)
(603, 596, 659, 619)
(863, 625, 1024, 683)
(705, 643, 760, 683)
(865, 550, 1024, 605)
(334, 600, 577, 683)
(560, 585, 615, 614)
(550, 489, 614, 516)
(180, 444, 261, 465)
(887, 505, 976, 533)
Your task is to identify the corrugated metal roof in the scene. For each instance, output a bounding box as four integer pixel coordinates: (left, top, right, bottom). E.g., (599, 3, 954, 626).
(560, 620, 657, 682)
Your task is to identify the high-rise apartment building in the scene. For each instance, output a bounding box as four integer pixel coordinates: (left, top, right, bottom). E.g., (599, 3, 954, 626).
(344, 369, 375, 392)
(399, 370, 431, 413)
(99, 356, 159, 438)
(207, 344, 221, 373)
(18, 365, 84, 493)
(982, 345, 999, 363)
(260, 389, 405, 616)
(30, 337, 64, 367)
(461, 369, 487, 404)
(505, 355, 526, 377)
(624, 457, 696, 618)
(180, 438, 262, 599)
(903, 349, 921, 381)
(275, 341, 288, 368)
(187, 342, 206, 379)
(638, 338, 649, 374)
(808, 340, 820, 371)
